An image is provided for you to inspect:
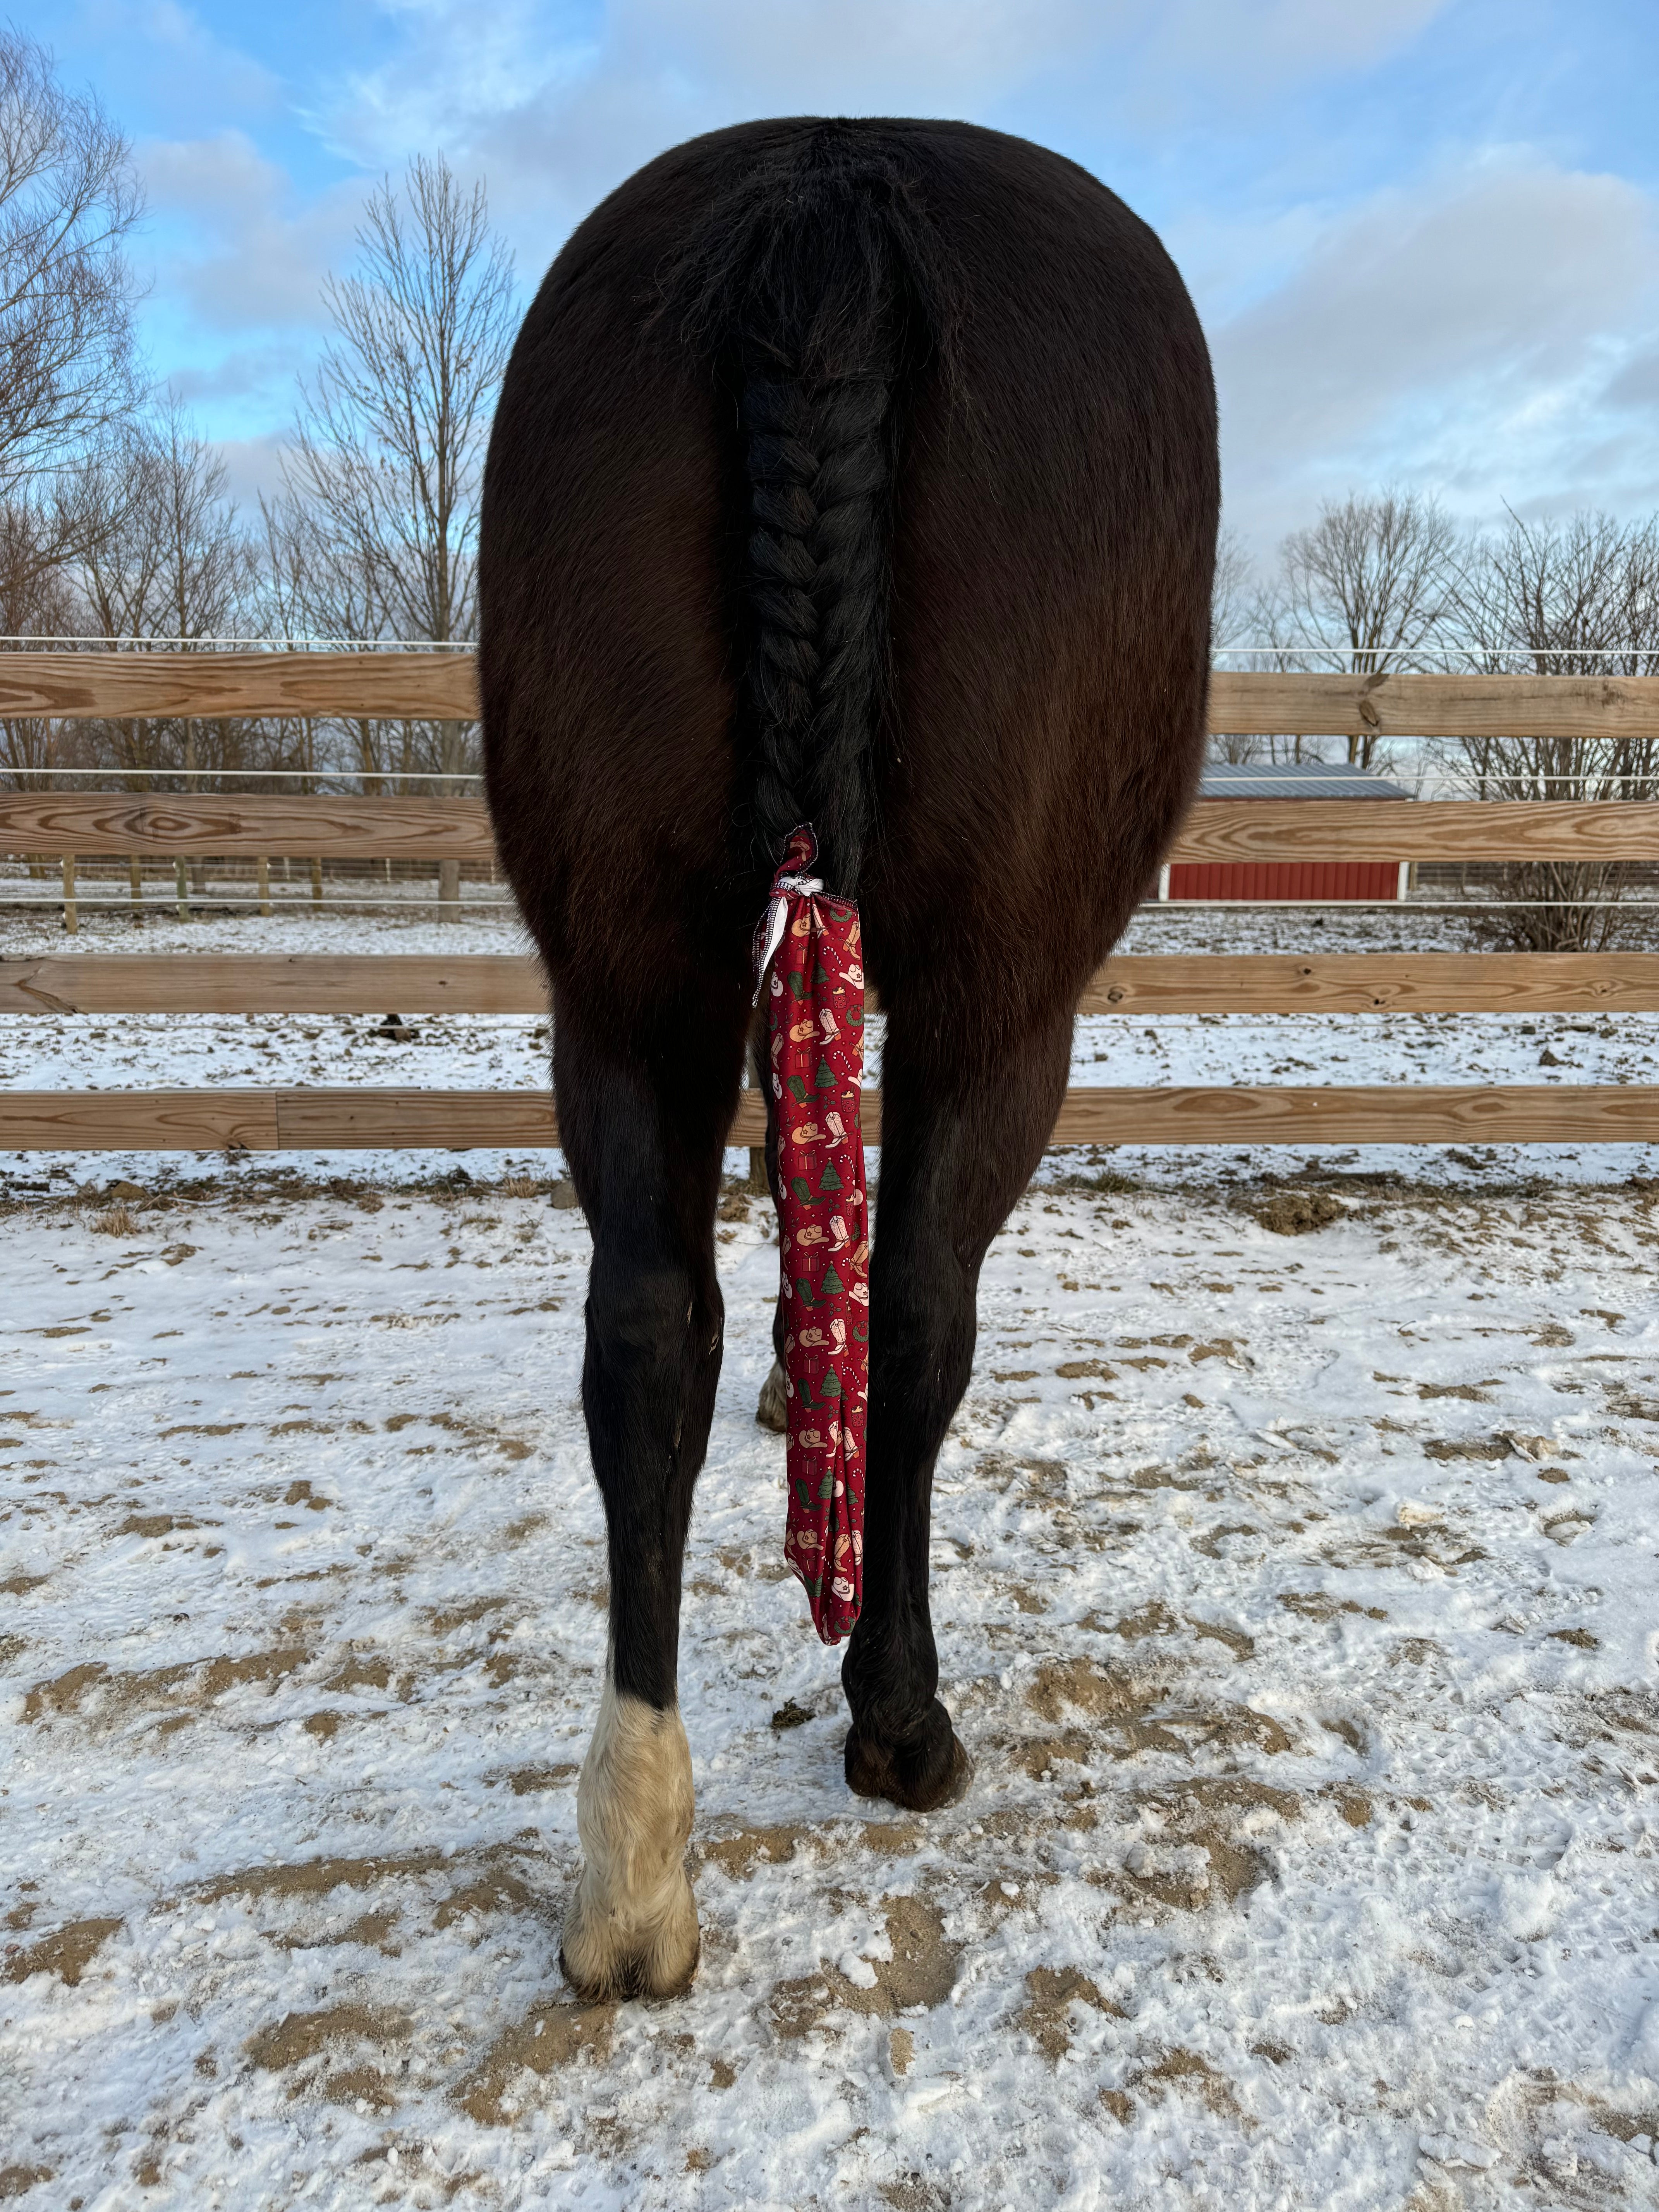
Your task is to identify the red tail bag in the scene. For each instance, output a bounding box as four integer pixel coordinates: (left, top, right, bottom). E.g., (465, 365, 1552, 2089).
(754, 827, 869, 1644)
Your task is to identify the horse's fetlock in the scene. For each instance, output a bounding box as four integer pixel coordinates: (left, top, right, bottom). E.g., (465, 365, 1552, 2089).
(563, 1682, 700, 2001)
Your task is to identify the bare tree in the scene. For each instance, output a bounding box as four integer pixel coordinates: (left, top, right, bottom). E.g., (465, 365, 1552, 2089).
(258, 486, 402, 790)
(1210, 523, 1252, 652)
(0, 493, 81, 790)
(1272, 489, 1460, 767)
(79, 410, 258, 788)
(1207, 524, 1267, 764)
(281, 153, 515, 912)
(1281, 489, 1460, 674)
(1443, 510, 1659, 950)
(0, 30, 143, 499)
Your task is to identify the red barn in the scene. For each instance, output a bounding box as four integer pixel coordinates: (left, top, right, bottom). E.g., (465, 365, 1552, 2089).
(1161, 760, 1413, 903)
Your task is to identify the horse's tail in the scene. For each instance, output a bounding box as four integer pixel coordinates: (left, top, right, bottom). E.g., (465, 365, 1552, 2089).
(664, 128, 958, 896)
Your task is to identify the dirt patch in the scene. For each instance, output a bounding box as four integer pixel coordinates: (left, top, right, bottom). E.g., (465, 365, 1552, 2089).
(878, 2178, 952, 2212)
(700, 1822, 812, 1880)
(1278, 1592, 1387, 1624)
(1025, 1656, 1164, 1726)
(771, 1893, 962, 2037)
(0, 2168, 53, 2200)
(501, 1762, 577, 1795)
(1321, 1716, 1369, 1756)
(1254, 1192, 1344, 1236)
(272, 1908, 401, 1956)
(1191, 1618, 1256, 1660)
(3, 1915, 121, 1987)
(433, 1855, 549, 1931)
(1104, 1600, 1182, 1643)
(457, 2001, 617, 2125)
(878, 1894, 963, 2007)
(22, 1645, 310, 1728)
(195, 1846, 446, 1906)
(245, 2004, 412, 2073)
(322, 1655, 392, 1694)
(425, 1594, 515, 1637)
(876, 2176, 955, 2212)
(1017, 1964, 1126, 2061)
(1131, 2046, 1242, 2118)
(321, 2064, 397, 2112)
(1423, 1436, 1510, 1462)
(1100, 1601, 1255, 1662)
(1025, 1658, 1293, 1767)
(1114, 1778, 1302, 1912)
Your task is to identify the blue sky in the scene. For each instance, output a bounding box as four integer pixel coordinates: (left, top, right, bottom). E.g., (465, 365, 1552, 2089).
(31, 0, 1659, 567)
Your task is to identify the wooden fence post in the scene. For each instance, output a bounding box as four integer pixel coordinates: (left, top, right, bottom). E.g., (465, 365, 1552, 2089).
(128, 856, 143, 927)
(61, 855, 77, 934)
(310, 858, 323, 904)
(256, 856, 271, 916)
(439, 857, 460, 921)
(174, 860, 189, 921)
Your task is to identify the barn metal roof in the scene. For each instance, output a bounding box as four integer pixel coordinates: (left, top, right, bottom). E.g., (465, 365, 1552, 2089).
(1199, 761, 1413, 800)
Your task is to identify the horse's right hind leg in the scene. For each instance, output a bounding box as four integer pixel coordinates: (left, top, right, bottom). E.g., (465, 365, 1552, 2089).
(842, 996, 1075, 1810)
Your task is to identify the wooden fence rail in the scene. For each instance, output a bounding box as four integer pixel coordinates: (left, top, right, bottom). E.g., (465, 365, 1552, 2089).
(5, 653, 1659, 740)
(2, 1086, 1657, 1153)
(5, 659, 1659, 1153)
(7, 795, 1659, 864)
(5, 951, 1659, 1017)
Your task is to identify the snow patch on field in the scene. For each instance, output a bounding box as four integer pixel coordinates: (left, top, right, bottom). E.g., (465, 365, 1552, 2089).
(3, 1171, 1659, 2208)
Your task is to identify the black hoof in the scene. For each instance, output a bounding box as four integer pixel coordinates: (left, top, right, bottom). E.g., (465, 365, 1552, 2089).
(844, 1711, 974, 1813)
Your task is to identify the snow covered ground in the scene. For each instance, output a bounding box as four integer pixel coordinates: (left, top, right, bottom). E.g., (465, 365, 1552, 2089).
(3, 1162, 1659, 2209)
(3, 902, 1659, 2207)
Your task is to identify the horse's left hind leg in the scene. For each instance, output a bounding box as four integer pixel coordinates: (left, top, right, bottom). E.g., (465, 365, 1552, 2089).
(553, 998, 739, 2000)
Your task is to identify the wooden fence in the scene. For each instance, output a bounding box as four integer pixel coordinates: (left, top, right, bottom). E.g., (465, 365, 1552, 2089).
(4, 655, 1659, 1153)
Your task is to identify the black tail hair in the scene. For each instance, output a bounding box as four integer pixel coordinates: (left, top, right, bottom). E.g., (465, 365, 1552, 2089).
(662, 125, 958, 896)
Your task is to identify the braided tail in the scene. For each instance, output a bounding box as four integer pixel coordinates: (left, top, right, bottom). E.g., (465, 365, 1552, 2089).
(662, 128, 955, 895)
(742, 368, 893, 894)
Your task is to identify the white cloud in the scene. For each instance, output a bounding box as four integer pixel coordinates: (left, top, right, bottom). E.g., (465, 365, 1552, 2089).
(139, 129, 366, 333)
(310, 0, 1460, 257)
(1209, 155, 1659, 547)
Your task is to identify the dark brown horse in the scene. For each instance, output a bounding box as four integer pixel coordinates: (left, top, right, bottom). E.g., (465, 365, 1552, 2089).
(480, 116, 1217, 1999)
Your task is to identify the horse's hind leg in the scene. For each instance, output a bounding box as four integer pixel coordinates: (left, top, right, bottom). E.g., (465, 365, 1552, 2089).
(842, 994, 1075, 1811)
(554, 995, 740, 2000)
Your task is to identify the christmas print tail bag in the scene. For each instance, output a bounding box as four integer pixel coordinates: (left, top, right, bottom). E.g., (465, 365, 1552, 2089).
(754, 826, 869, 1645)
